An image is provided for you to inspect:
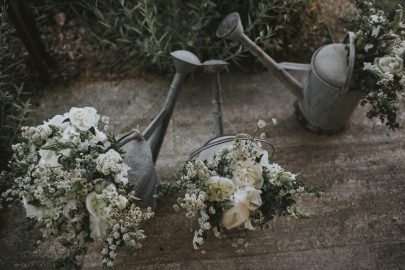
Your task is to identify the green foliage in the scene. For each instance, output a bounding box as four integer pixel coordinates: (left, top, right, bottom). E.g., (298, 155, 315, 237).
(0, 5, 32, 170)
(32, 0, 315, 72)
(375, 0, 404, 15)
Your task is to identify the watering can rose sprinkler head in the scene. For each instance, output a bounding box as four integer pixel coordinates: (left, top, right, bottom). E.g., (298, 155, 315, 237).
(217, 12, 360, 135)
(202, 59, 229, 73)
(116, 50, 202, 208)
(171, 50, 202, 74)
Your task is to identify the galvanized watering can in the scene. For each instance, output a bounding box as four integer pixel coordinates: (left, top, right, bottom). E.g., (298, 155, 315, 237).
(115, 51, 237, 207)
(217, 12, 362, 134)
(116, 50, 201, 208)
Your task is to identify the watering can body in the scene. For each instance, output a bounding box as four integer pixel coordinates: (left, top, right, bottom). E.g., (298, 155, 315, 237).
(117, 50, 201, 208)
(217, 13, 363, 134)
(122, 139, 158, 208)
(295, 36, 363, 134)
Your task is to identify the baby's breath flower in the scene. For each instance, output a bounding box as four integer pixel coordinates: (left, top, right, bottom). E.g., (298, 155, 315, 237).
(257, 120, 266, 129)
(2, 107, 154, 268)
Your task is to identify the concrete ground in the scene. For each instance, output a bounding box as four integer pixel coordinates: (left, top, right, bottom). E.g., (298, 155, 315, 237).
(0, 70, 404, 269)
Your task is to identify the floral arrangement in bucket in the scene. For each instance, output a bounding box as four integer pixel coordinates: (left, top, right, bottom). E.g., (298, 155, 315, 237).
(166, 120, 320, 249)
(0, 107, 154, 268)
(353, 0, 405, 129)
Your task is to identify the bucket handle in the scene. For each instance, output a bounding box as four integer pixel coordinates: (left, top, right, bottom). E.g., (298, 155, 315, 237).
(342, 31, 356, 92)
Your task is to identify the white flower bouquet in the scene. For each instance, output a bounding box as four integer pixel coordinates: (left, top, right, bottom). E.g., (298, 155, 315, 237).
(169, 122, 319, 249)
(1, 107, 154, 268)
(353, 0, 405, 129)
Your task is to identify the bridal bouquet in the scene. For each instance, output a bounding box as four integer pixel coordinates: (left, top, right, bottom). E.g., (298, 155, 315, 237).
(1, 107, 154, 268)
(171, 121, 319, 249)
(353, 0, 405, 129)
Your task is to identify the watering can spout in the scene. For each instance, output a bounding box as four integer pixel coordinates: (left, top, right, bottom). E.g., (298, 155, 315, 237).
(216, 12, 304, 99)
(116, 50, 201, 208)
(144, 50, 202, 163)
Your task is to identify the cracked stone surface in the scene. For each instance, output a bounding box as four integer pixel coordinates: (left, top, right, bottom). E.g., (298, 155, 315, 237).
(0, 71, 404, 269)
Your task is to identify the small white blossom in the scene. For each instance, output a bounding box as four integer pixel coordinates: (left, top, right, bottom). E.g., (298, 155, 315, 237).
(96, 149, 123, 175)
(364, 44, 374, 52)
(257, 120, 266, 129)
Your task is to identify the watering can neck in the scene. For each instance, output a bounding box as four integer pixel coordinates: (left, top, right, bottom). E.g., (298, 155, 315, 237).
(164, 72, 186, 109)
(146, 72, 187, 163)
(238, 34, 304, 99)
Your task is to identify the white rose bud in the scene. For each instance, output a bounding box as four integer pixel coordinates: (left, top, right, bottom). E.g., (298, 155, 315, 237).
(115, 195, 128, 210)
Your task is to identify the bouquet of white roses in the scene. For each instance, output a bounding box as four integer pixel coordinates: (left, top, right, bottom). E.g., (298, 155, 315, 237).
(353, 0, 405, 129)
(170, 121, 319, 249)
(1, 107, 154, 268)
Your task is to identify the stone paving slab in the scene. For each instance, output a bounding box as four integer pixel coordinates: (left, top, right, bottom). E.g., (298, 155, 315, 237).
(0, 71, 404, 269)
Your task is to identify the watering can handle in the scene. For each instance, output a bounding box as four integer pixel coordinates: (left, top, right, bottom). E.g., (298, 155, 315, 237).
(342, 31, 356, 92)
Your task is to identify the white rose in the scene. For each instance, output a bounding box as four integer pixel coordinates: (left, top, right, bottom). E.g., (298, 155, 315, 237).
(86, 192, 109, 240)
(114, 163, 130, 185)
(38, 149, 61, 167)
(233, 186, 262, 211)
(69, 107, 100, 131)
(115, 195, 128, 210)
(206, 176, 235, 202)
(375, 56, 403, 75)
(221, 202, 251, 230)
(232, 160, 264, 188)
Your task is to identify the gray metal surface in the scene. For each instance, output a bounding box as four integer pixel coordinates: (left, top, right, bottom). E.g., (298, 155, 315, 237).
(190, 135, 234, 161)
(118, 50, 202, 208)
(147, 50, 201, 162)
(313, 44, 349, 88)
(217, 13, 361, 134)
(190, 135, 274, 162)
(122, 139, 158, 208)
(202, 59, 229, 137)
(216, 12, 304, 99)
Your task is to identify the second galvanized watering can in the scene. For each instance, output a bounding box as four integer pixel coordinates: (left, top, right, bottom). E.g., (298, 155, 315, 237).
(217, 12, 363, 134)
(116, 50, 201, 208)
